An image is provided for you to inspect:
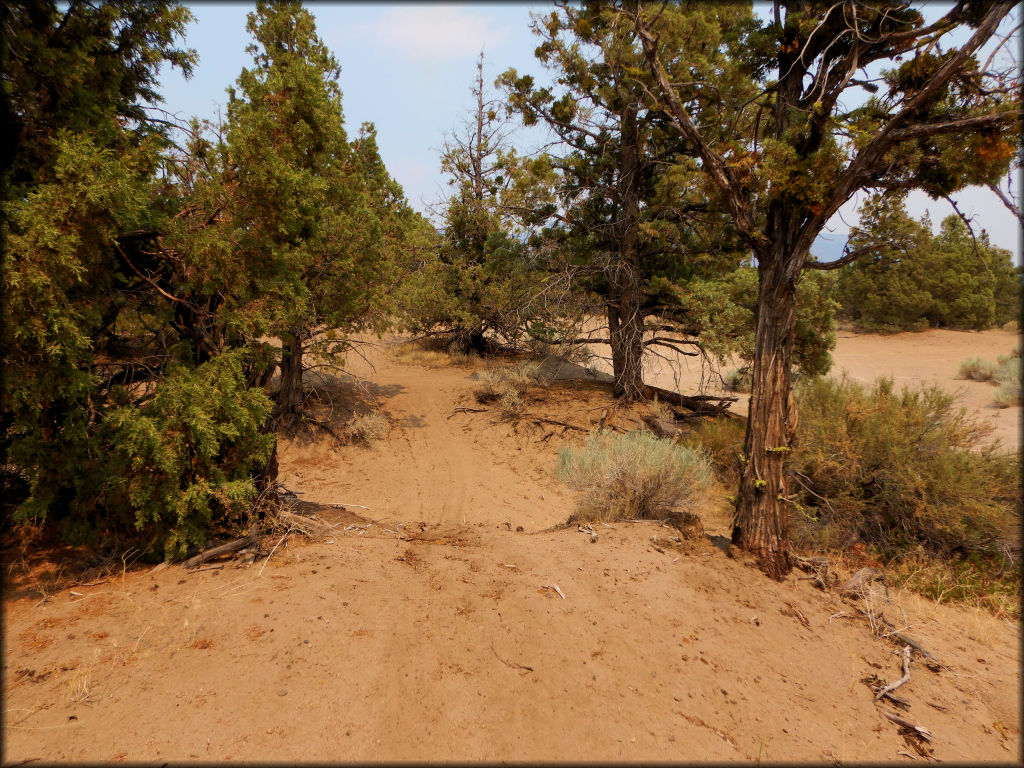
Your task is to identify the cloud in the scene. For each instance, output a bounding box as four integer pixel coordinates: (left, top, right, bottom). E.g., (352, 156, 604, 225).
(350, 6, 511, 62)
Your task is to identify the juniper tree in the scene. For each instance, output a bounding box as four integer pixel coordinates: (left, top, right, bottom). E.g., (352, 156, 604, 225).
(634, 0, 1021, 576)
(223, 1, 396, 422)
(2, 2, 277, 557)
(837, 195, 1020, 331)
(403, 53, 555, 354)
(500, 2, 772, 399)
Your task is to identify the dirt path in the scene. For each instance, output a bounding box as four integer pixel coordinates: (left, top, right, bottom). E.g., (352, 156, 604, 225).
(277, 337, 574, 531)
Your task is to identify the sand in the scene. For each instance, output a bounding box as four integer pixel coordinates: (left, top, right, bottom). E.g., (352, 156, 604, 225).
(4, 329, 1020, 762)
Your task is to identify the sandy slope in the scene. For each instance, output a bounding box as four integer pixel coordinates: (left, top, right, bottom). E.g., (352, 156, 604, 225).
(3, 331, 1020, 762)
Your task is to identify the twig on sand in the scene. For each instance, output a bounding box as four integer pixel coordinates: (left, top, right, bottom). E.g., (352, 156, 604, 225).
(447, 407, 489, 419)
(876, 646, 913, 701)
(543, 583, 566, 600)
(880, 709, 932, 742)
(189, 565, 224, 574)
(491, 641, 533, 672)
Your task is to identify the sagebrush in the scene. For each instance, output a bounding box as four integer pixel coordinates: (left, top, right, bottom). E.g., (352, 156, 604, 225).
(557, 430, 712, 524)
(791, 376, 1019, 560)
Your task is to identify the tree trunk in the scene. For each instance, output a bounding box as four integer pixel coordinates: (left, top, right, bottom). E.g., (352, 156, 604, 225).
(607, 266, 646, 400)
(276, 331, 305, 419)
(608, 104, 646, 402)
(732, 250, 803, 578)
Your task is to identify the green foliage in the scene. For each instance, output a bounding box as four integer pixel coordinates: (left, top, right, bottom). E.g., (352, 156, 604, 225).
(2, 2, 283, 558)
(101, 352, 274, 558)
(500, 3, 768, 396)
(557, 431, 713, 523)
(400, 54, 551, 353)
(838, 196, 1021, 332)
(222, 1, 410, 415)
(790, 376, 1019, 560)
(679, 266, 838, 377)
(3, 0, 195, 187)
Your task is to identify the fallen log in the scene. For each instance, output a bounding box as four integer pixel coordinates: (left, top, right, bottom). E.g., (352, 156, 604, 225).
(181, 534, 256, 570)
(643, 384, 741, 418)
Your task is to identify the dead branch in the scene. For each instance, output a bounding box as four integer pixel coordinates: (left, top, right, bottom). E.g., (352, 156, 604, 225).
(880, 709, 932, 742)
(876, 646, 913, 701)
(181, 534, 256, 569)
(447, 407, 489, 419)
(530, 416, 589, 433)
(853, 606, 943, 669)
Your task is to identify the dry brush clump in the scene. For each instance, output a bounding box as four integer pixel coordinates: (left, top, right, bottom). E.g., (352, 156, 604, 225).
(557, 430, 713, 527)
(958, 350, 1022, 407)
(344, 411, 391, 445)
(722, 367, 752, 393)
(474, 360, 552, 419)
(790, 376, 1020, 613)
(392, 339, 473, 367)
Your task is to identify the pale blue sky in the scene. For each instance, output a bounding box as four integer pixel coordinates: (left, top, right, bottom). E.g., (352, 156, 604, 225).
(157, 3, 1021, 262)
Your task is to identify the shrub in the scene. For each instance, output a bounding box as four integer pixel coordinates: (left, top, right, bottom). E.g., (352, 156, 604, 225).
(474, 360, 551, 414)
(99, 351, 275, 559)
(723, 367, 752, 393)
(681, 417, 746, 486)
(790, 376, 1019, 561)
(344, 412, 391, 444)
(957, 356, 999, 382)
(557, 431, 713, 524)
(992, 362, 1021, 408)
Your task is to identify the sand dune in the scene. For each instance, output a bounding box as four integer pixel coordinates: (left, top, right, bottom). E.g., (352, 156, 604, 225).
(4, 329, 1019, 762)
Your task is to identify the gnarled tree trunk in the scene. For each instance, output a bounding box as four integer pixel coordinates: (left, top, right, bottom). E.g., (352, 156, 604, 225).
(608, 104, 646, 402)
(732, 247, 805, 578)
(276, 331, 305, 420)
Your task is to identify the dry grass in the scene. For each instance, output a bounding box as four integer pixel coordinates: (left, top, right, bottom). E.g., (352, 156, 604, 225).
(474, 360, 551, 419)
(344, 411, 391, 445)
(392, 340, 472, 367)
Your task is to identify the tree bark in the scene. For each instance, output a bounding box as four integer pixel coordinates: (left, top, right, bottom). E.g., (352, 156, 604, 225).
(276, 331, 305, 419)
(732, 247, 804, 578)
(608, 104, 646, 402)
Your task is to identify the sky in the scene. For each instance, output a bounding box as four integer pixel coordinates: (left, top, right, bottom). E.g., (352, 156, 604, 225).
(156, 3, 1022, 263)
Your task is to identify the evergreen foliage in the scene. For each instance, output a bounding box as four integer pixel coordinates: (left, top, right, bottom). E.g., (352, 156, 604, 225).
(222, 1, 400, 420)
(2, 0, 417, 557)
(500, 2, 787, 399)
(401, 53, 554, 354)
(837, 196, 1021, 331)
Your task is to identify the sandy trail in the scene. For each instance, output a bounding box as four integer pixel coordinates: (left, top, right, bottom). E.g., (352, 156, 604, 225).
(278, 337, 574, 532)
